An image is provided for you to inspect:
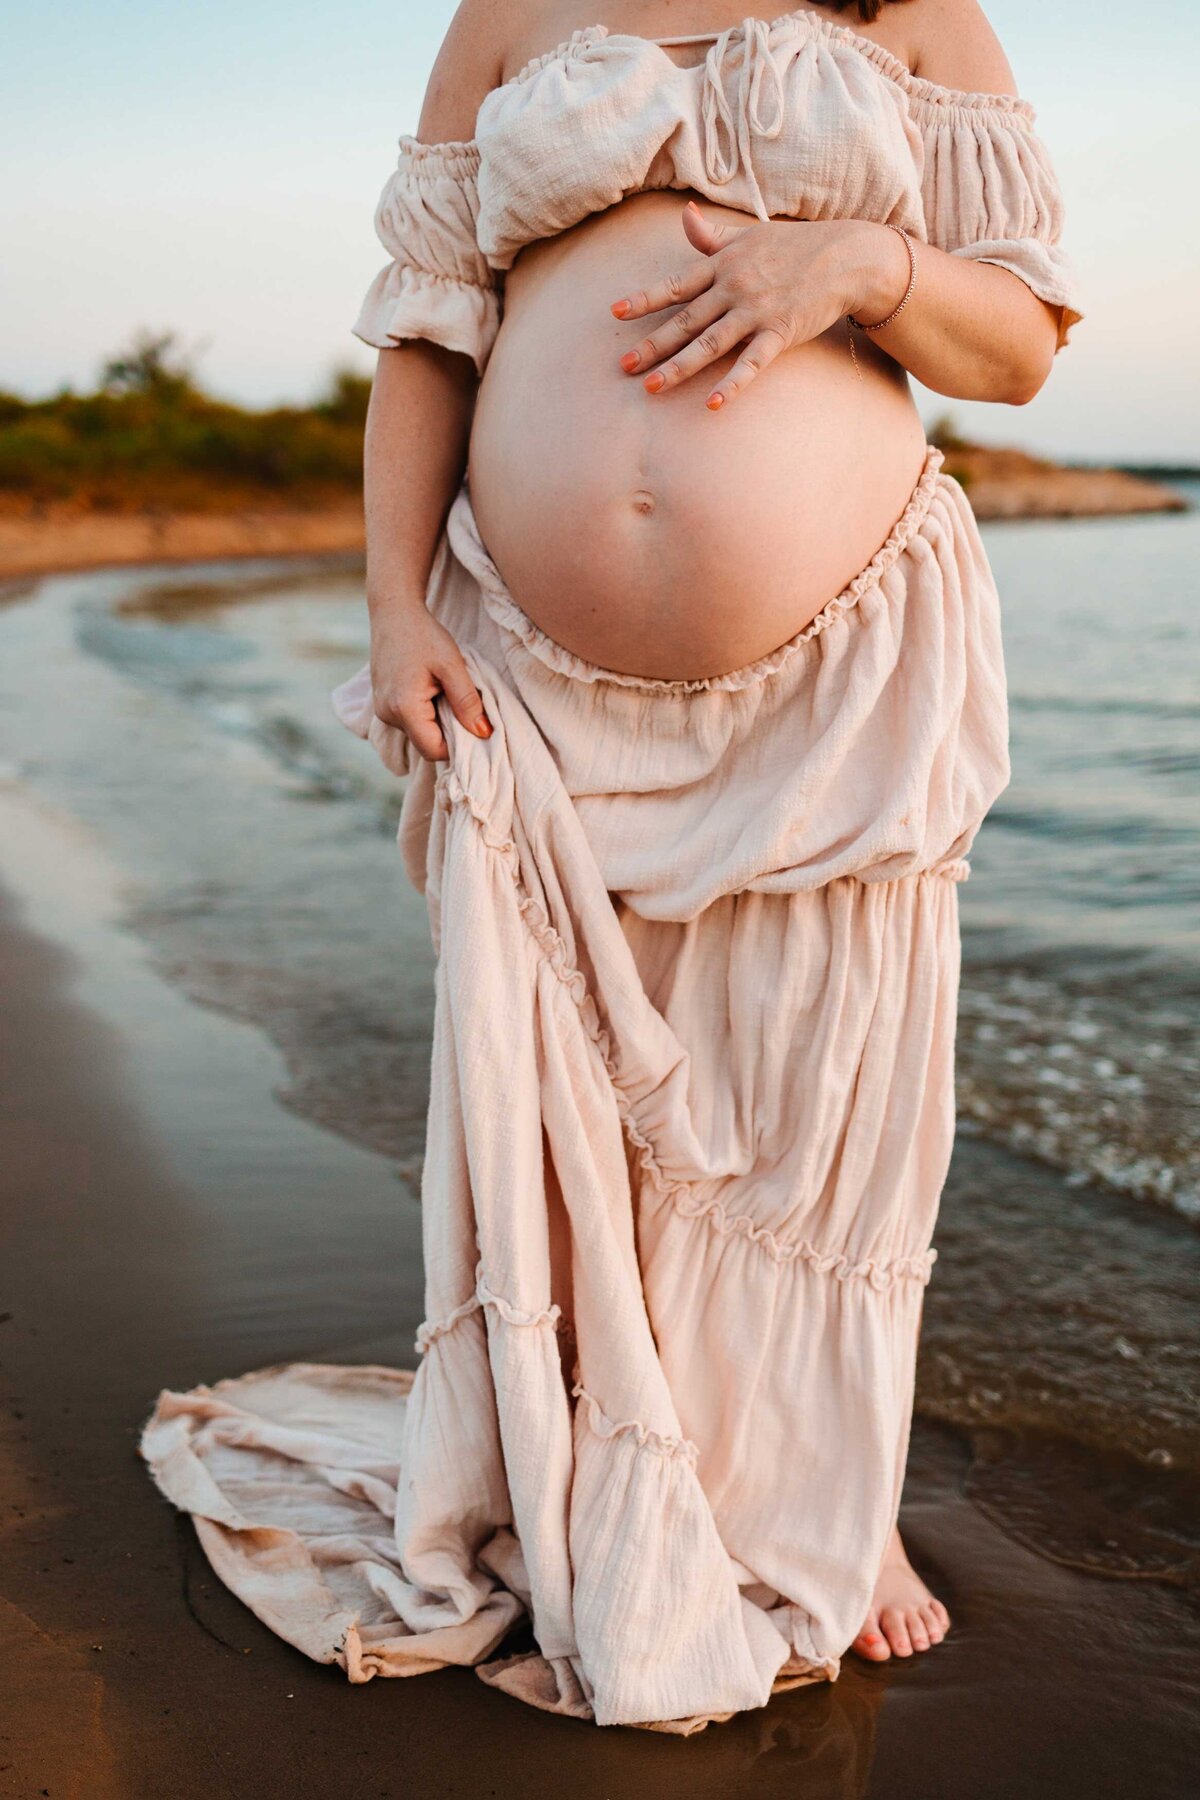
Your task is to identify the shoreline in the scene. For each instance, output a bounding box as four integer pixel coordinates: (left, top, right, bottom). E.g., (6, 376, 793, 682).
(0, 461, 1189, 582)
(939, 454, 1189, 522)
(0, 500, 366, 581)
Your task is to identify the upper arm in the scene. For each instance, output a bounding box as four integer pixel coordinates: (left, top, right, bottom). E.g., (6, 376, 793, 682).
(905, 0, 1020, 98)
(415, 0, 531, 142)
(901, 0, 1078, 365)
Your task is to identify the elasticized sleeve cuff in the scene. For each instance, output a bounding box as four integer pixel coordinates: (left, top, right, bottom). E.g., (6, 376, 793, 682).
(354, 136, 502, 375)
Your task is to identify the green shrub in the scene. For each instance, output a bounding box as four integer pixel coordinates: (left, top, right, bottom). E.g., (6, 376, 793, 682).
(0, 335, 368, 507)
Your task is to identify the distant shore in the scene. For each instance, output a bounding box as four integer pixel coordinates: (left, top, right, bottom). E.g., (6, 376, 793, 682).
(937, 444, 1191, 522)
(0, 499, 366, 581)
(0, 454, 1190, 583)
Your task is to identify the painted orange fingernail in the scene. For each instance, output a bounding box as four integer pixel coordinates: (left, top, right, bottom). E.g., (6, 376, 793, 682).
(611, 299, 631, 318)
(475, 717, 491, 737)
(620, 351, 639, 372)
(706, 392, 724, 410)
(644, 372, 665, 393)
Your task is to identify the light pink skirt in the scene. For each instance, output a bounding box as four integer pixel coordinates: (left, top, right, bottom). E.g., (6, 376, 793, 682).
(139, 444, 1010, 1732)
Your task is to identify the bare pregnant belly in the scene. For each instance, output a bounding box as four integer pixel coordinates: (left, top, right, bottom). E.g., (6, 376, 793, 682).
(467, 191, 929, 682)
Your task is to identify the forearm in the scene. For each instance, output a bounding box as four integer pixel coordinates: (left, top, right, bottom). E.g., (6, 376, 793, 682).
(844, 221, 1059, 406)
(363, 342, 476, 629)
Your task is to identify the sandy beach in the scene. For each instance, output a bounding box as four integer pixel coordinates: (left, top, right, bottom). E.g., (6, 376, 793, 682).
(2, 544, 1197, 1797)
(0, 500, 367, 581)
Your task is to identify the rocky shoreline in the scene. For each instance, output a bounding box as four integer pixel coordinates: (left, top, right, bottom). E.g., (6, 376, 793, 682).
(939, 444, 1191, 521)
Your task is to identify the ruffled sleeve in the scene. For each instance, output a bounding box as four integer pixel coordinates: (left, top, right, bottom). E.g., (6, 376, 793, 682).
(910, 95, 1083, 351)
(353, 136, 502, 376)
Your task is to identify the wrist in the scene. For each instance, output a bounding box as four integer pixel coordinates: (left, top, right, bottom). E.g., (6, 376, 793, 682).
(367, 583, 430, 623)
(844, 221, 913, 327)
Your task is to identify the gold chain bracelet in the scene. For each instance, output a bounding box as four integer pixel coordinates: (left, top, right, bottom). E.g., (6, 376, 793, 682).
(846, 222, 917, 378)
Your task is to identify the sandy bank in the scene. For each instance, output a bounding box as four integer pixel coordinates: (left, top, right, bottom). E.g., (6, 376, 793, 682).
(0, 499, 365, 580)
(941, 449, 1189, 520)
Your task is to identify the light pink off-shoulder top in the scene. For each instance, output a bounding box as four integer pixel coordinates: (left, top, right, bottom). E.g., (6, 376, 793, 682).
(354, 7, 1084, 375)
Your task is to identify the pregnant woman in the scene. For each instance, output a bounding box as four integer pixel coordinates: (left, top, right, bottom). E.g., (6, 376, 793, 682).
(141, 0, 1082, 1734)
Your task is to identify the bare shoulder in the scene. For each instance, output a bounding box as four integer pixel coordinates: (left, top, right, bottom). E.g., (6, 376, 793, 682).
(415, 0, 549, 141)
(898, 0, 1020, 98)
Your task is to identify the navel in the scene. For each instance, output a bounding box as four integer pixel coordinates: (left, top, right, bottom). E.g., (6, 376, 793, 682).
(630, 488, 657, 517)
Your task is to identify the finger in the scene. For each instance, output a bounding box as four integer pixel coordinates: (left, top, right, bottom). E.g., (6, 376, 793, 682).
(405, 712, 449, 763)
(680, 198, 748, 256)
(610, 257, 714, 322)
(704, 324, 789, 411)
(639, 310, 749, 393)
(618, 290, 727, 378)
(434, 657, 492, 740)
(377, 694, 447, 763)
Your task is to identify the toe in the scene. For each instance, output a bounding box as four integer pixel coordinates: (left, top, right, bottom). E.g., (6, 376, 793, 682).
(852, 1611, 891, 1662)
(930, 1598, 951, 1635)
(908, 1609, 931, 1652)
(920, 1603, 944, 1645)
(880, 1606, 913, 1657)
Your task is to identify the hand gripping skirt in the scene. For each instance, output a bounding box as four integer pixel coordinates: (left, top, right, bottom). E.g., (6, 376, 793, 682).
(139, 444, 1011, 1733)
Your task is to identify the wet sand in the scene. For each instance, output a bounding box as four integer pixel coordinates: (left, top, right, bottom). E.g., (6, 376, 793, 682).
(1, 806, 1196, 1799)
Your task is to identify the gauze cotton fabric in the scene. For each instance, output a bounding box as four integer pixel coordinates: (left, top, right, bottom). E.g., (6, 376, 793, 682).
(353, 7, 1084, 373)
(140, 444, 1012, 1731)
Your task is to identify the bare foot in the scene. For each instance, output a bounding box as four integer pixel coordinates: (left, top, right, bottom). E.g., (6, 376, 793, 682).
(852, 1526, 950, 1662)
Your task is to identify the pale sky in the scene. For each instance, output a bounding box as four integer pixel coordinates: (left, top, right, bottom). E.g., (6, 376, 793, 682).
(4, 2, 1196, 460)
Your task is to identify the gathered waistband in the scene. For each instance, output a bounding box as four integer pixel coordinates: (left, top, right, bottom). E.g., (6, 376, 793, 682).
(447, 442, 948, 695)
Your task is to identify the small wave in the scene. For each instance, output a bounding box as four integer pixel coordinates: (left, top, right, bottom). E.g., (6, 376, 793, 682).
(1009, 692, 1200, 723)
(986, 804, 1194, 848)
(957, 963, 1200, 1222)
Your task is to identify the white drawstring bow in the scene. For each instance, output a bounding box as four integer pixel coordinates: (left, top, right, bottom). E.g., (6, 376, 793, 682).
(697, 17, 787, 222)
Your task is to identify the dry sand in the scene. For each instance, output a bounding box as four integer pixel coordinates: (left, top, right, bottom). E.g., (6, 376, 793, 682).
(0, 501, 365, 580)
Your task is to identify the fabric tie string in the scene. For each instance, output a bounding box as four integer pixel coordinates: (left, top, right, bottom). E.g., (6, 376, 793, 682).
(698, 17, 787, 223)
